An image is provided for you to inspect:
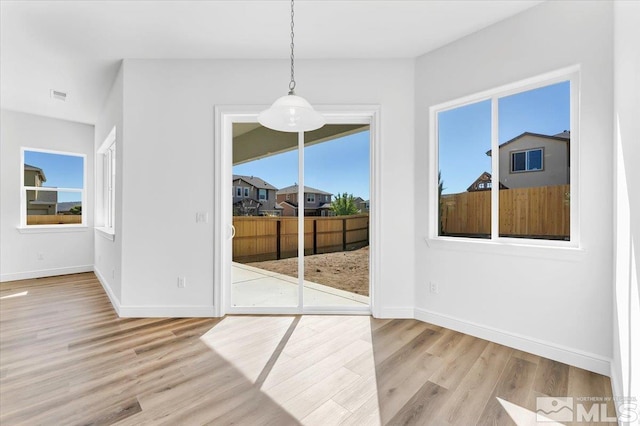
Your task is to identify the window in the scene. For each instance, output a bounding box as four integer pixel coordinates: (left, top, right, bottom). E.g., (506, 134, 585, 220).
(258, 189, 267, 200)
(306, 193, 315, 203)
(97, 129, 116, 233)
(286, 193, 290, 201)
(511, 148, 543, 172)
(243, 187, 250, 197)
(21, 148, 85, 227)
(235, 186, 242, 197)
(434, 68, 576, 243)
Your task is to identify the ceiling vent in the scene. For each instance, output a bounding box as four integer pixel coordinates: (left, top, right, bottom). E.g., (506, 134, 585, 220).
(50, 90, 67, 101)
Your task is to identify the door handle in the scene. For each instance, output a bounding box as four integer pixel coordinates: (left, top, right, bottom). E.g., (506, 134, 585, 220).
(229, 225, 236, 239)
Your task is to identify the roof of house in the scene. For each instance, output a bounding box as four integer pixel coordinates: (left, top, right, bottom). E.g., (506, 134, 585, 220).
(276, 201, 297, 209)
(233, 198, 261, 207)
(466, 171, 508, 192)
(24, 163, 47, 182)
(486, 131, 570, 156)
(232, 175, 277, 190)
(277, 184, 332, 196)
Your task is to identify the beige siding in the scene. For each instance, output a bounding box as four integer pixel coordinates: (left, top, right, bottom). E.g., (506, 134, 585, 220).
(498, 135, 569, 189)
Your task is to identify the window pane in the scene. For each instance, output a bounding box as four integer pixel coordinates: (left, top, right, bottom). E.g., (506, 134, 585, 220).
(512, 152, 526, 171)
(24, 151, 83, 189)
(25, 190, 82, 225)
(231, 123, 298, 307)
(498, 81, 570, 240)
(528, 149, 543, 170)
(438, 100, 491, 238)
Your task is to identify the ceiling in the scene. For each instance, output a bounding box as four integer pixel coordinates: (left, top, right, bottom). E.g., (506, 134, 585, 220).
(0, 0, 543, 125)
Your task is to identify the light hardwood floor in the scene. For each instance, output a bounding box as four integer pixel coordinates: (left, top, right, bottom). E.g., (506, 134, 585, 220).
(0, 273, 615, 425)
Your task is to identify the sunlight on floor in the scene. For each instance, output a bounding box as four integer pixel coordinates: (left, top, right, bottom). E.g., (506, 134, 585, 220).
(0, 291, 28, 299)
(497, 397, 564, 426)
(199, 315, 380, 424)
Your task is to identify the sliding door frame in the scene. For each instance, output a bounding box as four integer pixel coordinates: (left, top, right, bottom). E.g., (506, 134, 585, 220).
(213, 105, 381, 317)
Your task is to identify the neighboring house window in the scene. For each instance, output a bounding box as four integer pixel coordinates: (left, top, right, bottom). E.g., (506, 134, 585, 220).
(258, 189, 267, 200)
(306, 193, 315, 203)
(235, 186, 242, 197)
(433, 68, 575, 243)
(511, 148, 543, 172)
(244, 187, 250, 197)
(286, 194, 290, 200)
(21, 148, 85, 227)
(97, 128, 116, 233)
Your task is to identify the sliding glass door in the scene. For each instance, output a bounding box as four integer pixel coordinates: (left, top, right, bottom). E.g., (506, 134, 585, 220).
(228, 121, 370, 312)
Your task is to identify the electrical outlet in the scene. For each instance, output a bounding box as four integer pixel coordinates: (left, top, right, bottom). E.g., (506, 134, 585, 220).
(178, 277, 186, 288)
(195, 212, 208, 223)
(429, 282, 439, 294)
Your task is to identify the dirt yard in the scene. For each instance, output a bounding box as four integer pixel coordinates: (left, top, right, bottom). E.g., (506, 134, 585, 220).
(247, 246, 369, 296)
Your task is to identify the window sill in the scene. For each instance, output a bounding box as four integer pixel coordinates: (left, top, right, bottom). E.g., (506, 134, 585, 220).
(95, 227, 116, 241)
(17, 225, 89, 234)
(424, 236, 584, 262)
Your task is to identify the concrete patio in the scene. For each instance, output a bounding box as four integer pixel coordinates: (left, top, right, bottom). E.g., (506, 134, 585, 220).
(232, 262, 369, 307)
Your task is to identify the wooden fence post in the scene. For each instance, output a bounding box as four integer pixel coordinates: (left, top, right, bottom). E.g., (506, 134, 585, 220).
(313, 220, 317, 255)
(342, 218, 347, 251)
(276, 220, 281, 260)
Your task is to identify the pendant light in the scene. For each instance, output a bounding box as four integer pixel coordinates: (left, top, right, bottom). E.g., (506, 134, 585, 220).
(258, 0, 325, 133)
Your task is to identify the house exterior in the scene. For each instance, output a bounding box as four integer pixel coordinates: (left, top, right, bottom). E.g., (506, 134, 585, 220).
(352, 196, 370, 213)
(24, 163, 57, 215)
(276, 184, 333, 216)
(466, 171, 508, 192)
(487, 131, 570, 189)
(232, 175, 278, 216)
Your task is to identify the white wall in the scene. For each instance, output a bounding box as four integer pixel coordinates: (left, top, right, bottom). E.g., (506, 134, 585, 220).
(0, 110, 94, 281)
(94, 64, 124, 306)
(113, 59, 414, 316)
(612, 0, 640, 410)
(414, 1, 614, 374)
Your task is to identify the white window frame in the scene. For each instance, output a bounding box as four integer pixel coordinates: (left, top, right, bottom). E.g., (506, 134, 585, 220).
(235, 186, 242, 197)
(429, 65, 580, 249)
(20, 147, 87, 229)
(243, 187, 250, 198)
(258, 189, 267, 200)
(306, 193, 315, 203)
(96, 127, 116, 238)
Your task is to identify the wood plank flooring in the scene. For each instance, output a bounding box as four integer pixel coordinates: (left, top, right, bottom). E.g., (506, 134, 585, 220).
(0, 273, 615, 425)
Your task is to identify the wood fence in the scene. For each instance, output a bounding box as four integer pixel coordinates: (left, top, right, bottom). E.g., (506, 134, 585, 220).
(440, 184, 569, 239)
(233, 214, 369, 263)
(27, 215, 82, 225)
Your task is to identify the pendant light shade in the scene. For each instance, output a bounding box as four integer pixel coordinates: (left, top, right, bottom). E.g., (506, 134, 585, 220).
(258, 93, 325, 133)
(258, 0, 325, 133)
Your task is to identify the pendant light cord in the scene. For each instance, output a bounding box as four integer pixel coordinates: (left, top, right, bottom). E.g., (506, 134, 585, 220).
(289, 0, 296, 95)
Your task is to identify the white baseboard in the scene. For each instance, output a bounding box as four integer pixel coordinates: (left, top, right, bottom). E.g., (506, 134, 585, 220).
(609, 364, 623, 420)
(118, 305, 216, 318)
(93, 266, 121, 316)
(376, 307, 414, 319)
(1, 265, 93, 282)
(414, 307, 612, 376)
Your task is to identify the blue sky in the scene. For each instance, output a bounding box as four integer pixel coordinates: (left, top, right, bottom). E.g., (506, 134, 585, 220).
(233, 130, 370, 200)
(24, 150, 83, 202)
(439, 81, 570, 194)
